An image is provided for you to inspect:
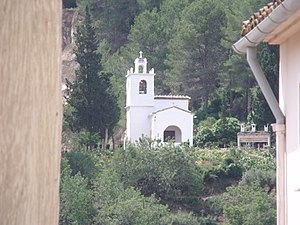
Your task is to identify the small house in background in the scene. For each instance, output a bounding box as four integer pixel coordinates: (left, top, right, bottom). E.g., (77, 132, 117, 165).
(237, 123, 271, 148)
(125, 52, 193, 146)
(233, 0, 300, 224)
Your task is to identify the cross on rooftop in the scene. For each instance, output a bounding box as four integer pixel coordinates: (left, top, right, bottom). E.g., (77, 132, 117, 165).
(139, 51, 143, 58)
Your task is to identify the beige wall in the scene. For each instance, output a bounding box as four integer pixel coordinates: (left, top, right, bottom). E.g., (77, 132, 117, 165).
(0, 1, 62, 224)
(280, 30, 300, 225)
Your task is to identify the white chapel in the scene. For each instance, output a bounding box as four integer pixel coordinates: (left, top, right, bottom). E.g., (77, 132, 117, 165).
(125, 52, 193, 146)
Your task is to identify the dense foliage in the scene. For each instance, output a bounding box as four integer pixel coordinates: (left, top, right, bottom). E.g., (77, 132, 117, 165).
(73, 0, 277, 128)
(60, 142, 276, 224)
(113, 142, 203, 199)
(65, 6, 120, 149)
(61, 0, 279, 224)
(194, 117, 240, 147)
(65, 0, 279, 142)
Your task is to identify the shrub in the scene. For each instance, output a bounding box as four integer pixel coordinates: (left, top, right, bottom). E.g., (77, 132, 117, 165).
(93, 169, 169, 225)
(194, 117, 240, 148)
(194, 127, 216, 148)
(112, 142, 204, 200)
(239, 168, 276, 193)
(161, 211, 217, 225)
(64, 150, 100, 183)
(222, 184, 276, 225)
(113, 144, 203, 198)
(59, 158, 94, 225)
(212, 117, 240, 147)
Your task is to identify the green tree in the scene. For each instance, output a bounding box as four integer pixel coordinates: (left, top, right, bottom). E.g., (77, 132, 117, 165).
(63, 0, 77, 8)
(93, 169, 169, 225)
(100, 44, 139, 128)
(218, 0, 271, 121)
(59, 157, 94, 224)
(194, 126, 216, 148)
(223, 185, 276, 225)
(128, 9, 168, 93)
(194, 117, 240, 147)
(218, 54, 254, 121)
(161, 211, 217, 225)
(64, 149, 100, 183)
(66, 6, 120, 149)
(212, 117, 240, 147)
(137, 0, 164, 11)
(112, 142, 204, 207)
(247, 43, 279, 126)
(166, 0, 227, 109)
(85, 0, 140, 52)
(240, 168, 276, 193)
(128, 0, 190, 94)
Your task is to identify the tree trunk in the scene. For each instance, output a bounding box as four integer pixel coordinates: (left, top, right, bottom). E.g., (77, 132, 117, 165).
(0, 1, 62, 224)
(104, 127, 109, 149)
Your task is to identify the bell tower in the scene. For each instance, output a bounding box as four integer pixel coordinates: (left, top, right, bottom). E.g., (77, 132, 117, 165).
(125, 52, 155, 142)
(126, 51, 155, 107)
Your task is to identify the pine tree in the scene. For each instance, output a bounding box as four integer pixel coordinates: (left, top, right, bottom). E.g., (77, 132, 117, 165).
(67, 6, 120, 149)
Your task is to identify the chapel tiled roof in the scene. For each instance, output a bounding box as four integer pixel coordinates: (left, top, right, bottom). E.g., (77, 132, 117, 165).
(241, 0, 285, 36)
(151, 106, 191, 115)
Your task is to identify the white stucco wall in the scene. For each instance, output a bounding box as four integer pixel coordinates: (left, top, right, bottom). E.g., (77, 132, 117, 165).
(154, 99, 189, 111)
(126, 106, 153, 142)
(280, 30, 300, 224)
(150, 107, 193, 146)
(126, 73, 154, 107)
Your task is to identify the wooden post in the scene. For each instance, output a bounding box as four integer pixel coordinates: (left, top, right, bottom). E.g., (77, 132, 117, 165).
(0, 1, 62, 224)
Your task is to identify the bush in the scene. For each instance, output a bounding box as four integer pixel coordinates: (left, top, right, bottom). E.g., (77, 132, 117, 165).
(93, 169, 169, 225)
(161, 211, 217, 225)
(194, 117, 240, 148)
(64, 150, 100, 183)
(228, 148, 276, 171)
(59, 158, 94, 225)
(239, 168, 276, 193)
(194, 127, 216, 148)
(222, 185, 276, 225)
(212, 117, 240, 147)
(112, 142, 204, 200)
(195, 149, 243, 183)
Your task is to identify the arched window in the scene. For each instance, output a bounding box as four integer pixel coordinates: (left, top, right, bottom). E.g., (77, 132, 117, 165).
(164, 126, 182, 142)
(139, 80, 147, 94)
(138, 65, 144, 73)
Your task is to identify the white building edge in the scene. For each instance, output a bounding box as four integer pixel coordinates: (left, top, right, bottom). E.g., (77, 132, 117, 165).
(233, 0, 300, 224)
(125, 52, 193, 146)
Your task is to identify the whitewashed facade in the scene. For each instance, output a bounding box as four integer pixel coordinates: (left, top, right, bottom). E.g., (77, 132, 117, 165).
(125, 52, 193, 146)
(277, 28, 300, 224)
(232, 1, 300, 224)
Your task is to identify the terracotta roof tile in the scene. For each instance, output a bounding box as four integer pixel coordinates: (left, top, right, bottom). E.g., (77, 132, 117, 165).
(241, 0, 284, 36)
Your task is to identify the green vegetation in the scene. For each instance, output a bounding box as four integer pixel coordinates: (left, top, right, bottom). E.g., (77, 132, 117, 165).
(81, 0, 276, 124)
(194, 117, 240, 148)
(60, 143, 276, 224)
(65, 6, 120, 149)
(65, 0, 278, 130)
(64, 0, 278, 146)
(61, 0, 278, 224)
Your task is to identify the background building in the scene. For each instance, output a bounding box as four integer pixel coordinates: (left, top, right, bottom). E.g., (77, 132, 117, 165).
(125, 52, 193, 146)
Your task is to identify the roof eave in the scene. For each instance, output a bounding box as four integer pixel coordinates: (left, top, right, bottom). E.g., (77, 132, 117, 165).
(232, 0, 300, 54)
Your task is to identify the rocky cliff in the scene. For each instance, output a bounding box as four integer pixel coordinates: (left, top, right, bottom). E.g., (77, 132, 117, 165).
(62, 8, 78, 85)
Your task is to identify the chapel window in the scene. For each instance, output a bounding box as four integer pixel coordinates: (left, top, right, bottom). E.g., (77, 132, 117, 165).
(164, 130, 175, 142)
(139, 80, 147, 94)
(138, 65, 144, 73)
